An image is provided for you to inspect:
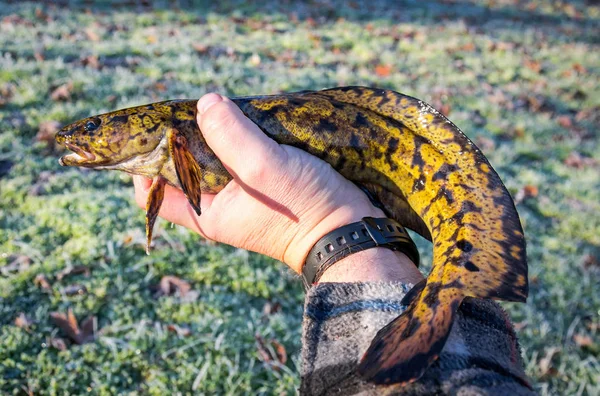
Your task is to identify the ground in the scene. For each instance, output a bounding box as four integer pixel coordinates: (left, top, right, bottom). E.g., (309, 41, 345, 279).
(0, 0, 598, 394)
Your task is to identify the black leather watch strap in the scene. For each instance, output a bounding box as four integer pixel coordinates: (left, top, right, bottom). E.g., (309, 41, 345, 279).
(301, 217, 420, 290)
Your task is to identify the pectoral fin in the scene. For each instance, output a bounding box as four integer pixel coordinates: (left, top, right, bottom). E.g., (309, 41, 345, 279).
(146, 176, 167, 254)
(168, 129, 203, 216)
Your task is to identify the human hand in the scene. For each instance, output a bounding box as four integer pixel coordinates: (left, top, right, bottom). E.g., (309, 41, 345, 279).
(133, 93, 423, 284)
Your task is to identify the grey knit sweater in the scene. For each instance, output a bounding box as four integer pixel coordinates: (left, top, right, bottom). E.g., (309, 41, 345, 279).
(301, 282, 534, 395)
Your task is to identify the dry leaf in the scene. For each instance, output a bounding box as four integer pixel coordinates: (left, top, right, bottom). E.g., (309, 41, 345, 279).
(1, 254, 31, 275)
(524, 59, 542, 73)
(56, 265, 91, 281)
(572, 63, 587, 74)
(515, 185, 539, 204)
(255, 334, 287, 370)
(192, 43, 209, 54)
(50, 309, 96, 345)
(34, 274, 52, 291)
(564, 152, 597, 169)
(81, 55, 100, 69)
(374, 64, 393, 78)
(48, 337, 67, 351)
(50, 82, 73, 101)
(167, 324, 192, 337)
(262, 301, 282, 316)
(557, 115, 573, 129)
(61, 284, 87, 296)
(538, 347, 560, 376)
(36, 120, 61, 147)
(147, 35, 158, 44)
(573, 333, 593, 347)
(154, 275, 191, 297)
(84, 28, 100, 42)
(15, 313, 33, 331)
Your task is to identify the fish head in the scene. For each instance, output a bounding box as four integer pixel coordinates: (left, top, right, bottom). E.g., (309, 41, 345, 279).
(56, 105, 169, 168)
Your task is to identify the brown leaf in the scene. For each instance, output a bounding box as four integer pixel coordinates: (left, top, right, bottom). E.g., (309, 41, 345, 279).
(0, 254, 31, 275)
(459, 42, 475, 52)
(146, 35, 158, 44)
(34, 274, 52, 291)
(50, 309, 96, 345)
(255, 334, 287, 370)
(81, 55, 100, 69)
(572, 63, 587, 74)
(524, 59, 542, 73)
(538, 347, 560, 376)
(48, 337, 67, 351)
(564, 151, 597, 169)
(15, 313, 34, 331)
(0, 83, 15, 106)
(582, 254, 599, 270)
(50, 82, 73, 101)
(56, 265, 91, 281)
(61, 284, 87, 296)
(192, 43, 209, 54)
(515, 185, 538, 204)
(556, 115, 573, 129)
(374, 64, 393, 77)
(84, 28, 100, 42)
(262, 301, 282, 316)
(154, 275, 191, 297)
(167, 324, 192, 337)
(573, 333, 593, 347)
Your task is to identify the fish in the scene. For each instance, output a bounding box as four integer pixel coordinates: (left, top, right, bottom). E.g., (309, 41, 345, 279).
(55, 86, 528, 385)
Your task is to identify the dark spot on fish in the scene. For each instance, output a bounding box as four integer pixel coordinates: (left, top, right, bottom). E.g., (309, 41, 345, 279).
(411, 135, 429, 169)
(412, 174, 426, 193)
(464, 261, 479, 272)
(456, 239, 473, 252)
(110, 115, 130, 125)
(385, 137, 399, 171)
(423, 282, 442, 309)
(354, 112, 369, 129)
(349, 132, 360, 148)
(402, 317, 421, 338)
(140, 138, 148, 145)
(432, 163, 458, 182)
(318, 118, 338, 134)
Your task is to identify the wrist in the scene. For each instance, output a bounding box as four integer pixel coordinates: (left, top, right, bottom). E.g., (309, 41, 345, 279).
(285, 203, 385, 273)
(317, 248, 423, 284)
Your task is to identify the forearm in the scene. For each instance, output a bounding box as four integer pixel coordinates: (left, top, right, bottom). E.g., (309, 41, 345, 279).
(301, 281, 534, 395)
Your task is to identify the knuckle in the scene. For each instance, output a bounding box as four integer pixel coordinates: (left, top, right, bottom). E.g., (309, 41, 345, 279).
(200, 102, 239, 137)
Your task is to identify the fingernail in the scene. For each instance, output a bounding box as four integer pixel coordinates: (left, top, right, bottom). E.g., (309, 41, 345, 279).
(197, 93, 223, 116)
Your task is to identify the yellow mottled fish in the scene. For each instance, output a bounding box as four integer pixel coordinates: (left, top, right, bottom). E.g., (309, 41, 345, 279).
(55, 87, 528, 385)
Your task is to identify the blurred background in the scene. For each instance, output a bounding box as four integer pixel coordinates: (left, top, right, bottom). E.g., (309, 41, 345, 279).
(0, 0, 598, 394)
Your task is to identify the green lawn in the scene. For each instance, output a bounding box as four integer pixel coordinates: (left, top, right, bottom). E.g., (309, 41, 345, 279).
(1, 0, 598, 394)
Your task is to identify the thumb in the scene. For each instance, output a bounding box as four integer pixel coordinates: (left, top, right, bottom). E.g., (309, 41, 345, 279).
(196, 93, 286, 183)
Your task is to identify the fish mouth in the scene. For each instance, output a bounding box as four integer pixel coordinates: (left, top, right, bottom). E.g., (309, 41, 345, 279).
(58, 143, 97, 166)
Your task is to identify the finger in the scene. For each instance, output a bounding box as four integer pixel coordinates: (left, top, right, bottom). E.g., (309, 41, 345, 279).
(197, 94, 286, 184)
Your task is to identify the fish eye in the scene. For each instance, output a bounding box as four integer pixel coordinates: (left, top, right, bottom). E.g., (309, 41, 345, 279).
(84, 119, 100, 132)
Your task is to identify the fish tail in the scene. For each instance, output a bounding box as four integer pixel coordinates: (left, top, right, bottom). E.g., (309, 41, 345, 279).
(358, 281, 464, 384)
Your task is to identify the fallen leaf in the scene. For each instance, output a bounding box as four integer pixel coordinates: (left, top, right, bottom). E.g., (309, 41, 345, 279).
(146, 35, 158, 44)
(262, 301, 282, 316)
(167, 324, 192, 337)
(573, 333, 593, 347)
(56, 265, 91, 281)
(524, 59, 542, 73)
(84, 28, 100, 42)
(374, 64, 393, 77)
(192, 43, 209, 54)
(34, 274, 52, 291)
(15, 313, 34, 331)
(48, 337, 67, 351)
(61, 284, 87, 296)
(50, 82, 73, 101)
(459, 42, 475, 52)
(255, 334, 287, 370)
(582, 254, 599, 269)
(153, 275, 191, 297)
(556, 115, 573, 129)
(538, 347, 560, 376)
(0, 254, 31, 275)
(572, 63, 587, 74)
(49, 309, 96, 345)
(80, 55, 100, 69)
(564, 151, 597, 169)
(515, 185, 539, 204)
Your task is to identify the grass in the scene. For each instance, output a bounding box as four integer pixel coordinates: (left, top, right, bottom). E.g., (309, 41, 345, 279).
(0, 0, 599, 394)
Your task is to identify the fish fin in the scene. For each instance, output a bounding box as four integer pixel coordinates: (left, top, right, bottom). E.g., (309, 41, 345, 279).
(400, 278, 427, 306)
(146, 176, 167, 254)
(358, 283, 463, 384)
(168, 129, 203, 216)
